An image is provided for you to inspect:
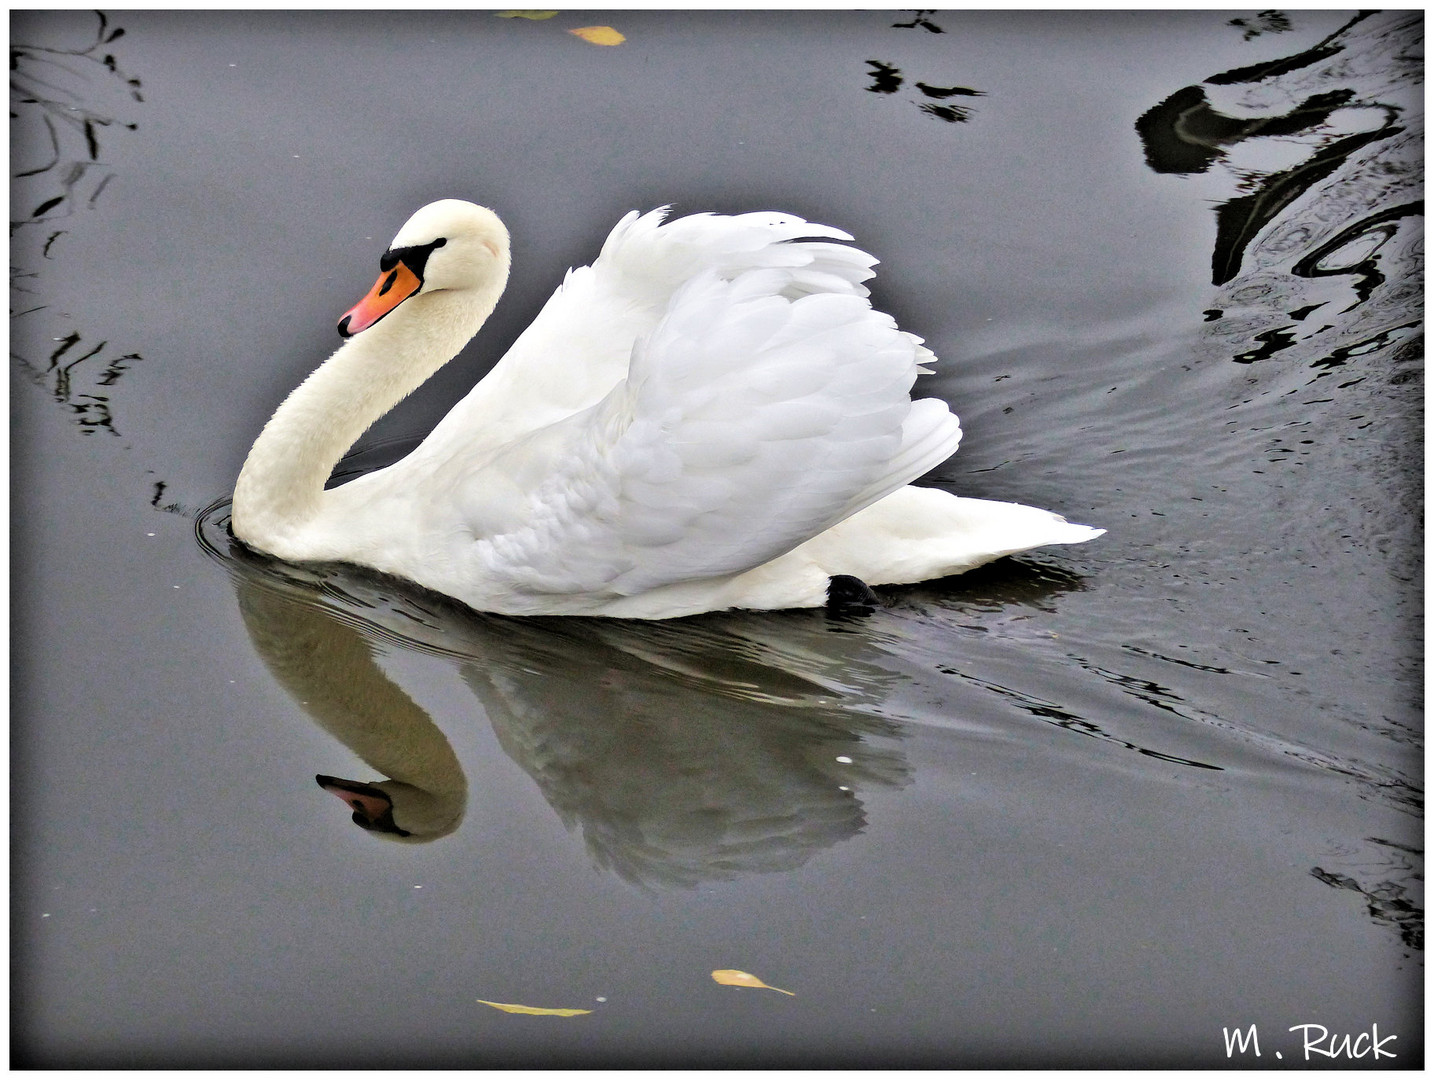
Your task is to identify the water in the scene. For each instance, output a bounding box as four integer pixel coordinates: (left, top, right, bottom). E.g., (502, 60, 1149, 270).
(11, 9, 1422, 1067)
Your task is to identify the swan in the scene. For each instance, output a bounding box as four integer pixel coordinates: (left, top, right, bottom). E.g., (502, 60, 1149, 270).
(232, 199, 1102, 619)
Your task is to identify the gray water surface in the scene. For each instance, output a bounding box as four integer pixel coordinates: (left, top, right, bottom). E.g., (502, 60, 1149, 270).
(12, 9, 1422, 1068)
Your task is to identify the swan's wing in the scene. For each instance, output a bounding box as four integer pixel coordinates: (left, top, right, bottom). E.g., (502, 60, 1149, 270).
(456, 266, 962, 599)
(412, 209, 887, 460)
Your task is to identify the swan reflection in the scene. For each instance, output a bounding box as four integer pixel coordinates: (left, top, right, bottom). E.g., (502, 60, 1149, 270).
(236, 579, 468, 842)
(213, 510, 913, 886)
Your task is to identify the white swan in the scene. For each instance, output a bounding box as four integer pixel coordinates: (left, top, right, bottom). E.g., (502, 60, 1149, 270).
(232, 200, 1102, 619)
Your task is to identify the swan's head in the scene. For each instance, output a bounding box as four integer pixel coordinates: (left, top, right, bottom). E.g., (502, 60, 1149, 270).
(316, 773, 464, 843)
(338, 199, 511, 338)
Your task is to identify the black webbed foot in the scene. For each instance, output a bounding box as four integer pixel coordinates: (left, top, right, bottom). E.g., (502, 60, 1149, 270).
(826, 574, 881, 618)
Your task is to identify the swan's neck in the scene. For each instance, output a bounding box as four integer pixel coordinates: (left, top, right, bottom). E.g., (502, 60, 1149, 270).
(232, 284, 502, 556)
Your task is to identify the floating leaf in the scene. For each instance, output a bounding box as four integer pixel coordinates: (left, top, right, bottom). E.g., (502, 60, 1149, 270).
(569, 25, 625, 46)
(494, 10, 559, 18)
(477, 999, 593, 1016)
(711, 969, 795, 996)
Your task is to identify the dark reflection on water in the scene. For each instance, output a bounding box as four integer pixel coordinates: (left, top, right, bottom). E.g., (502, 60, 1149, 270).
(1227, 10, 1294, 42)
(864, 11, 985, 124)
(201, 501, 917, 888)
(1137, 10, 1423, 370)
(890, 10, 945, 35)
(1313, 839, 1424, 951)
(863, 59, 985, 124)
(942, 666, 1221, 770)
(10, 11, 141, 225)
(11, 10, 146, 437)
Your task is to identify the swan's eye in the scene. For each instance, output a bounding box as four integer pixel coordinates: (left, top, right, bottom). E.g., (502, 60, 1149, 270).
(381, 237, 448, 279)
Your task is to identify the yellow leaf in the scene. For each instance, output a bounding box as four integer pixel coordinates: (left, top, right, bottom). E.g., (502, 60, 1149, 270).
(569, 25, 625, 46)
(477, 999, 593, 1016)
(494, 10, 559, 18)
(711, 969, 796, 996)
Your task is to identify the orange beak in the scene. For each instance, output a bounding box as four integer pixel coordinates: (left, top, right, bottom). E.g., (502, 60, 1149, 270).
(337, 259, 422, 337)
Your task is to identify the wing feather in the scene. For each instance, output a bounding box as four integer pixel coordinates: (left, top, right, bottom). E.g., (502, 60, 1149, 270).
(458, 253, 962, 600)
(410, 209, 878, 469)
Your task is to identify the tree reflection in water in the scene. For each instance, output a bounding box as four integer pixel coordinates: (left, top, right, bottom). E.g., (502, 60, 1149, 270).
(11, 10, 145, 437)
(1136, 10, 1422, 370)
